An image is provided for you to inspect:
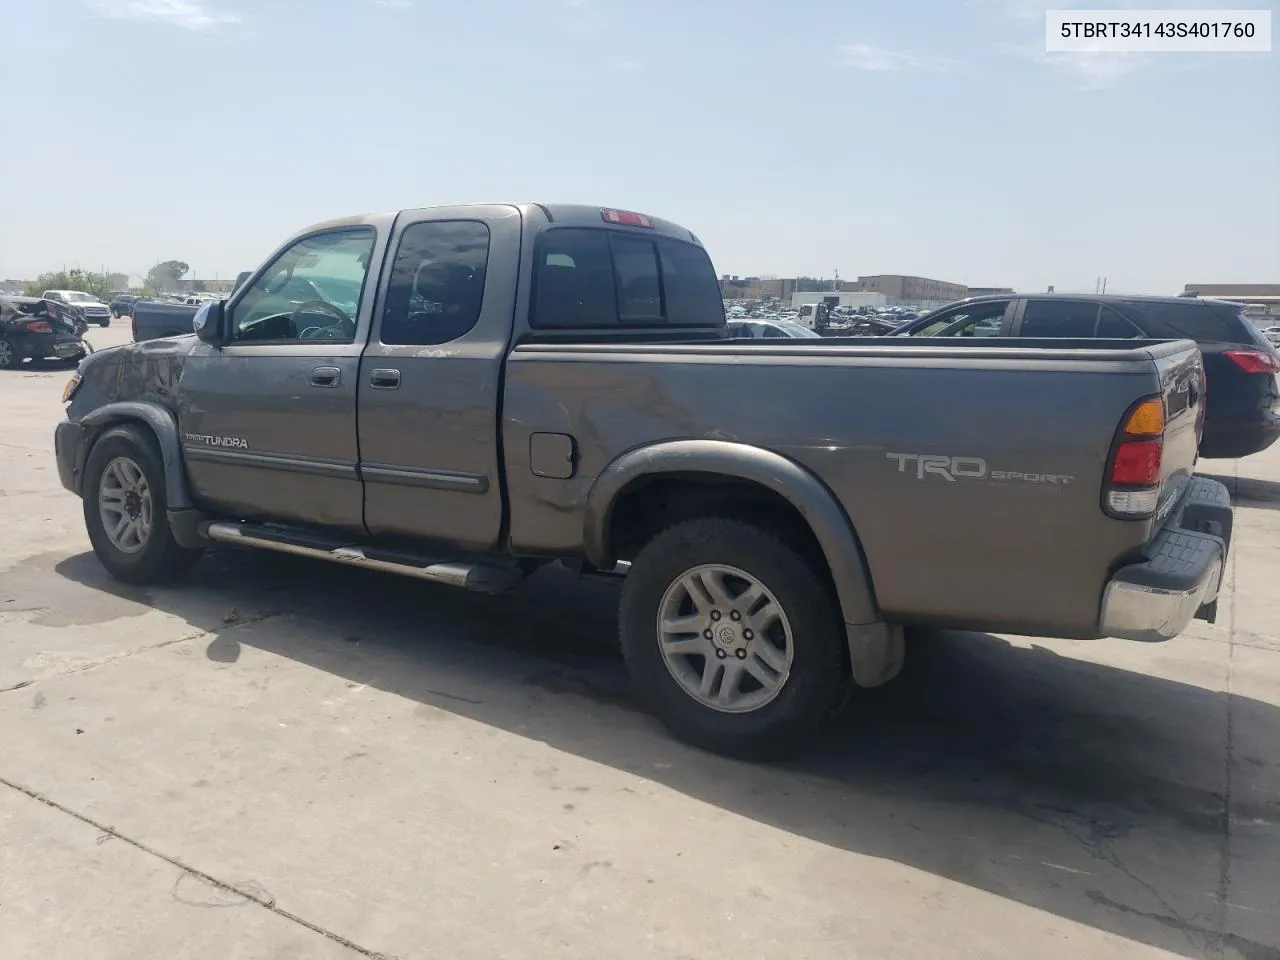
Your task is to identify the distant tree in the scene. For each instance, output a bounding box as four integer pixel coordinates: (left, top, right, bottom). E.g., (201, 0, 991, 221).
(106, 272, 130, 292)
(24, 269, 113, 300)
(145, 260, 190, 293)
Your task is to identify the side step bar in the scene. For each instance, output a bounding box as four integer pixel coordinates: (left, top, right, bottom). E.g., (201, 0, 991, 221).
(203, 522, 526, 594)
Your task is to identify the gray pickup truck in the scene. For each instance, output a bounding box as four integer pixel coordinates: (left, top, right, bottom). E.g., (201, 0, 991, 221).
(54, 204, 1233, 757)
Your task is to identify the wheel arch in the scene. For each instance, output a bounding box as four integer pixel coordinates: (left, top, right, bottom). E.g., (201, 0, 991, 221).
(79, 402, 193, 510)
(584, 440, 879, 629)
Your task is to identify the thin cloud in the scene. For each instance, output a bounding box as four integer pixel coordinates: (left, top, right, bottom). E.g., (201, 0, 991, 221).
(838, 44, 960, 73)
(1016, 45, 1148, 89)
(86, 0, 239, 30)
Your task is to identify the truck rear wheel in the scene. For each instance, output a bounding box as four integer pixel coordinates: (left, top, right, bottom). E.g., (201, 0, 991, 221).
(83, 425, 202, 584)
(620, 517, 850, 759)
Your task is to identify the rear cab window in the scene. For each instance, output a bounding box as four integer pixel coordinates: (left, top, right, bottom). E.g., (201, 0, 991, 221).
(531, 228, 724, 330)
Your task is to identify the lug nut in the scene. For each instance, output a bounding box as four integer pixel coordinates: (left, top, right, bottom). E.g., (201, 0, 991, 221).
(715, 649, 728, 660)
(730, 610, 742, 622)
(710, 610, 722, 621)
(743, 629, 754, 641)
(735, 649, 747, 660)
(703, 629, 713, 640)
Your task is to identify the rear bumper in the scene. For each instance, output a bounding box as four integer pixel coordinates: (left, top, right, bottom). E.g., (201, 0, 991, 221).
(1199, 414, 1280, 459)
(1099, 476, 1233, 643)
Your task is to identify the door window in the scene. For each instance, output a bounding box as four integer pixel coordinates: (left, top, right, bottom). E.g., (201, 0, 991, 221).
(379, 221, 491, 345)
(229, 228, 375, 343)
(1019, 300, 1100, 338)
(910, 301, 1008, 337)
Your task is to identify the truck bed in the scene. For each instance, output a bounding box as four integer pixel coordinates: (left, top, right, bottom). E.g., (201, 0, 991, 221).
(502, 336, 1203, 638)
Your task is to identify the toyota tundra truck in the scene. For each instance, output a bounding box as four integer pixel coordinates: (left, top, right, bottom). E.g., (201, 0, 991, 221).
(54, 203, 1232, 758)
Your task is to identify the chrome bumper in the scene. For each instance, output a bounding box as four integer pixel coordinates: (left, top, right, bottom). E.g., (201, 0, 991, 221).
(1099, 477, 1233, 643)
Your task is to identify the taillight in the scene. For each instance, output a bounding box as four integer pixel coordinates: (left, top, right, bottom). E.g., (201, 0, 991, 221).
(1104, 396, 1164, 518)
(601, 208, 654, 228)
(24, 320, 53, 333)
(1224, 349, 1280, 374)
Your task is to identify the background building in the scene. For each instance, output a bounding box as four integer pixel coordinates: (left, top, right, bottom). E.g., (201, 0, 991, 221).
(966, 286, 1015, 297)
(854, 274, 967, 304)
(720, 276, 796, 301)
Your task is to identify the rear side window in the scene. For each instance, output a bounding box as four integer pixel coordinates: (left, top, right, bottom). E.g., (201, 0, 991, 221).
(1121, 300, 1256, 344)
(380, 220, 490, 346)
(1019, 300, 1100, 337)
(1097, 306, 1142, 338)
(531, 228, 723, 329)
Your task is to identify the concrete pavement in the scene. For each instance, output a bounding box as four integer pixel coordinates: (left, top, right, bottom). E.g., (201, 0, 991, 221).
(1, 327, 1277, 959)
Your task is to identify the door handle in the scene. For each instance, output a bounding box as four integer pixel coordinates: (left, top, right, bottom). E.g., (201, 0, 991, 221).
(310, 366, 341, 388)
(370, 368, 401, 389)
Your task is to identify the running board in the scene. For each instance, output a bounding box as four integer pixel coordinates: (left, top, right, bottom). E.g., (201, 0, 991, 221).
(203, 522, 526, 594)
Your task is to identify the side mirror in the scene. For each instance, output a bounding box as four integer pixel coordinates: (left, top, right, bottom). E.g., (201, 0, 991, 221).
(234, 270, 252, 292)
(193, 300, 225, 345)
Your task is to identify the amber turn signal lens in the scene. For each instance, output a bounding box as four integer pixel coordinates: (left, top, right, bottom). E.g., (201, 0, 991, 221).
(62, 374, 81, 403)
(1122, 397, 1164, 436)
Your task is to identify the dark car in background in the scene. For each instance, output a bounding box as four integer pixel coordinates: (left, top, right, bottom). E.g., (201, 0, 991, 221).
(0, 296, 91, 370)
(110, 293, 138, 319)
(897, 294, 1280, 459)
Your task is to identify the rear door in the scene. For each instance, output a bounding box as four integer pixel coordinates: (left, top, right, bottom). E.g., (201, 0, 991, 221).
(356, 204, 522, 551)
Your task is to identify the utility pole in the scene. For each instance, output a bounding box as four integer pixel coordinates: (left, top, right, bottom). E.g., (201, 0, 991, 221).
(1102, 277, 1108, 294)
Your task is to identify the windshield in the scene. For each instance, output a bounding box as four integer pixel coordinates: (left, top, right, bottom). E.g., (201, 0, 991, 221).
(776, 322, 821, 338)
(67, 292, 98, 302)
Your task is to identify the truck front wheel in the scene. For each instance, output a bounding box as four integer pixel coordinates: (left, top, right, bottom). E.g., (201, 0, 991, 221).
(620, 517, 850, 759)
(83, 425, 202, 584)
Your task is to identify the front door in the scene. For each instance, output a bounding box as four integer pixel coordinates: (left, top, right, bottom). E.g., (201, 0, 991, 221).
(179, 220, 391, 533)
(356, 205, 522, 551)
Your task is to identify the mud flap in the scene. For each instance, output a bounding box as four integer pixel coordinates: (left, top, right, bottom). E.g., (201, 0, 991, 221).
(846, 621, 905, 688)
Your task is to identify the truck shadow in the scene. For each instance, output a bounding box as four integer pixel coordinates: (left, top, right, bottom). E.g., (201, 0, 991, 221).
(54, 548, 1280, 960)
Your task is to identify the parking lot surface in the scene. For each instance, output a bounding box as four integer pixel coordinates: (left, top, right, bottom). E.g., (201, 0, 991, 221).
(2, 325, 1278, 959)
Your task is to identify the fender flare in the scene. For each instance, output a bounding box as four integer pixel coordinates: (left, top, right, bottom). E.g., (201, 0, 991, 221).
(79, 401, 193, 510)
(584, 439, 879, 628)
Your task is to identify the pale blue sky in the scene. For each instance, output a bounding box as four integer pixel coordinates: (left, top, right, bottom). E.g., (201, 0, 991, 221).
(2, 0, 1276, 293)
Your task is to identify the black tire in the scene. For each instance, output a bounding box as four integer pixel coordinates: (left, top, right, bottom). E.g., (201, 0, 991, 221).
(83, 425, 202, 584)
(620, 517, 850, 759)
(99, 317, 111, 327)
(0, 338, 19, 370)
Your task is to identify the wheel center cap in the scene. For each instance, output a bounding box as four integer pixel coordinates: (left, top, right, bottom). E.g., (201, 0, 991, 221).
(124, 491, 142, 519)
(714, 624, 740, 649)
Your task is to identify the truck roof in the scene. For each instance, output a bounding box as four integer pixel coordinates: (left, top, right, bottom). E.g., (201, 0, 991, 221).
(292, 203, 705, 247)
